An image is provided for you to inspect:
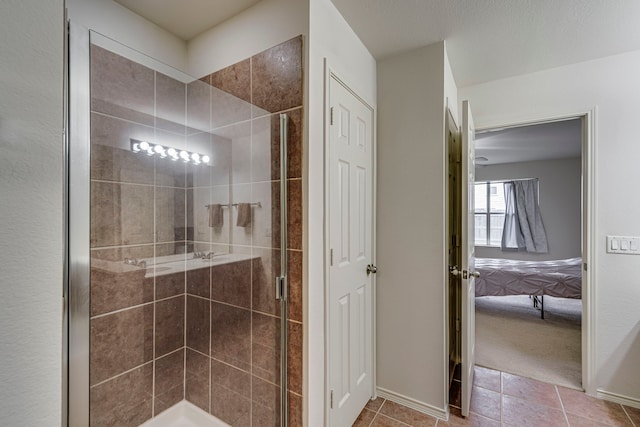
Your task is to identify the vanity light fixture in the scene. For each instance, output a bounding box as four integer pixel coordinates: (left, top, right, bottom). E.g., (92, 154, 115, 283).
(130, 139, 210, 165)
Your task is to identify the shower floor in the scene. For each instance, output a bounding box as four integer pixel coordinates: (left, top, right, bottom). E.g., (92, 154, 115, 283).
(139, 401, 229, 427)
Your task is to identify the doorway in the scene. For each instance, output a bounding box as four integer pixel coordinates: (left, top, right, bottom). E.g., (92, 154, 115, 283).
(473, 118, 583, 389)
(447, 109, 595, 410)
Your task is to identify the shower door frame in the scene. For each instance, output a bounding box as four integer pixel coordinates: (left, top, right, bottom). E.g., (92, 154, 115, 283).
(67, 20, 91, 427)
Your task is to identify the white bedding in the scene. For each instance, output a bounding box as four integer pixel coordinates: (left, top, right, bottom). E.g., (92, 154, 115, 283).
(474, 257, 582, 298)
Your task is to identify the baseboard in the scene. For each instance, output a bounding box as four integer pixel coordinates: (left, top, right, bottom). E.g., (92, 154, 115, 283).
(596, 389, 640, 409)
(376, 387, 449, 421)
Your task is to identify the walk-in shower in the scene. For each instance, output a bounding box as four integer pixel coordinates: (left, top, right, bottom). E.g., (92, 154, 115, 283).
(67, 23, 303, 426)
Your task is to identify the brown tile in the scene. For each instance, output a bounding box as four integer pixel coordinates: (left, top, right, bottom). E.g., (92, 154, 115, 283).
(287, 179, 303, 250)
(289, 392, 303, 427)
(251, 37, 303, 115)
(252, 376, 281, 426)
(187, 265, 210, 298)
(155, 295, 185, 357)
(155, 271, 184, 300)
(558, 387, 632, 426)
(252, 248, 281, 316)
(90, 45, 155, 126)
(187, 78, 210, 133)
(502, 395, 567, 427)
(269, 179, 303, 251)
(501, 372, 561, 409)
(379, 400, 437, 426)
(210, 385, 251, 427)
(210, 302, 251, 370)
(155, 187, 186, 243)
(288, 250, 303, 322)
(211, 359, 250, 396)
(624, 405, 640, 425)
(370, 414, 409, 427)
(210, 364, 251, 426)
(252, 312, 280, 384)
(90, 363, 153, 427)
(186, 295, 210, 354)
(90, 259, 152, 316)
(469, 386, 501, 422)
(90, 112, 155, 185)
(90, 304, 154, 385)
(272, 107, 303, 180)
(288, 320, 303, 395)
(91, 181, 154, 247)
(210, 59, 251, 103)
(251, 181, 277, 249)
(366, 397, 385, 412)
(442, 406, 501, 427)
(474, 366, 501, 393)
(155, 72, 186, 134)
(211, 85, 252, 130)
(154, 349, 184, 415)
(353, 408, 376, 426)
(185, 349, 210, 413)
(449, 380, 462, 408)
(210, 259, 251, 308)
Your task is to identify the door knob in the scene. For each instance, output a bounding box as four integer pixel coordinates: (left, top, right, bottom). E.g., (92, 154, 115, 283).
(366, 264, 377, 275)
(449, 265, 460, 276)
(470, 271, 480, 278)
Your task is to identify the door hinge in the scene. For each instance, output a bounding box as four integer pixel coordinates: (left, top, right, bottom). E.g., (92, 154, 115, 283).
(583, 262, 587, 271)
(330, 248, 334, 266)
(330, 107, 334, 125)
(330, 390, 334, 409)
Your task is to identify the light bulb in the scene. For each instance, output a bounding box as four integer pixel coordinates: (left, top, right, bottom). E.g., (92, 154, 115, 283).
(167, 148, 178, 161)
(202, 155, 210, 164)
(139, 141, 150, 151)
(132, 142, 141, 152)
(191, 153, 200, 164)
(154, 145, 166, 158)
(180, 150, 190, 162)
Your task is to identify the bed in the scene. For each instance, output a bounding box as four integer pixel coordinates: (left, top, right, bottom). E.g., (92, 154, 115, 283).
(474, 257, 582, 318)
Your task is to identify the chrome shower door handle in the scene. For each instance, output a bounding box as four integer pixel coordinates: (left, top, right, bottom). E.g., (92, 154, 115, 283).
(366, 264, 377, 275)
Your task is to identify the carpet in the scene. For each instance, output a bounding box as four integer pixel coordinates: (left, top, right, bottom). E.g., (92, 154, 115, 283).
(475, 295, 582, 390)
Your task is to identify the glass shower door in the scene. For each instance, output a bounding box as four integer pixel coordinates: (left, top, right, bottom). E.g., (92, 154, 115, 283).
(69, 27, 303, 427)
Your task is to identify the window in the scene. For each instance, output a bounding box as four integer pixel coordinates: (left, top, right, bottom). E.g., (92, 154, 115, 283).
(474, 181, 506, 246)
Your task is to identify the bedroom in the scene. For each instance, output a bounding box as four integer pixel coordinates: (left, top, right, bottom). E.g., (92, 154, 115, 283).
(472, 118, 584, 390)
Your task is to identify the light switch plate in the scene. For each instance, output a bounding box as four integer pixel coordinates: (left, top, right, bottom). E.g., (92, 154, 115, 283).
(607, 235, 640, 254)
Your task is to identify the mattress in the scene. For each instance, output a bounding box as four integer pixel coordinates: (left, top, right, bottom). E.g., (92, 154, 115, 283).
(474, 257, 582, 298)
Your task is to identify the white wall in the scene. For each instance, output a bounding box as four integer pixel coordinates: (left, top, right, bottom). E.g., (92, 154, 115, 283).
(376, 42, 449, 415)
(188, 0, 308, 77)
(0, 0, 64, 425)
(67, 0, 188, 72)
(460, 51, 640, 401)
(475, 157, 582, 261)
(307, 0, 377, 424)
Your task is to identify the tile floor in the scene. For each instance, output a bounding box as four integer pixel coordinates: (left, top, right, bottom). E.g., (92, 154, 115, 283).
(353, 366, 640, 426)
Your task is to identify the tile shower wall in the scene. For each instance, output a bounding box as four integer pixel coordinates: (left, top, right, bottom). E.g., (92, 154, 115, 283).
(89, 35, 303, 427)
(184, 36, 304, 427)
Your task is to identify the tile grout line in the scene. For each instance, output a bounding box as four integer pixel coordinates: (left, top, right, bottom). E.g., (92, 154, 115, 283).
(152, 71, 157, 418)
(368, 399, 386, 427)
(555, 385, 571, 426)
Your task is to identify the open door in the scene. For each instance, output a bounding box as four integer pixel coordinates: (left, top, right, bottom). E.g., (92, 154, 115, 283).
(460, 100, 478, 417)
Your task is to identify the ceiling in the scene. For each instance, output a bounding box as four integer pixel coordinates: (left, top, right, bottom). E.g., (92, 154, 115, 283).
(475, 119, 582, 165)
(330, 0, 640, 86)
(113, 0, 640, 86)
(113, 0, 261, 40)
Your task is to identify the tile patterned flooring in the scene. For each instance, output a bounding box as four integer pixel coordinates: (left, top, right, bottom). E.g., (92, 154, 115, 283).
(353, 366, 640, 426)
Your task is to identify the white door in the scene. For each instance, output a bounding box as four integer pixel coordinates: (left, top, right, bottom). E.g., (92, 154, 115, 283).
(461, 100, 477, 417)
(328, 75, 375, 427)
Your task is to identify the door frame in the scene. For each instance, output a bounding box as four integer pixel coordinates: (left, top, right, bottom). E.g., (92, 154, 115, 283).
(472, 107, 596, 396)
(323, 60, 378, 424)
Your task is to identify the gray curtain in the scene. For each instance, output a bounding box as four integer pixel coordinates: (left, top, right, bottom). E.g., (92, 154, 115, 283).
(501, 179, 549, 253)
